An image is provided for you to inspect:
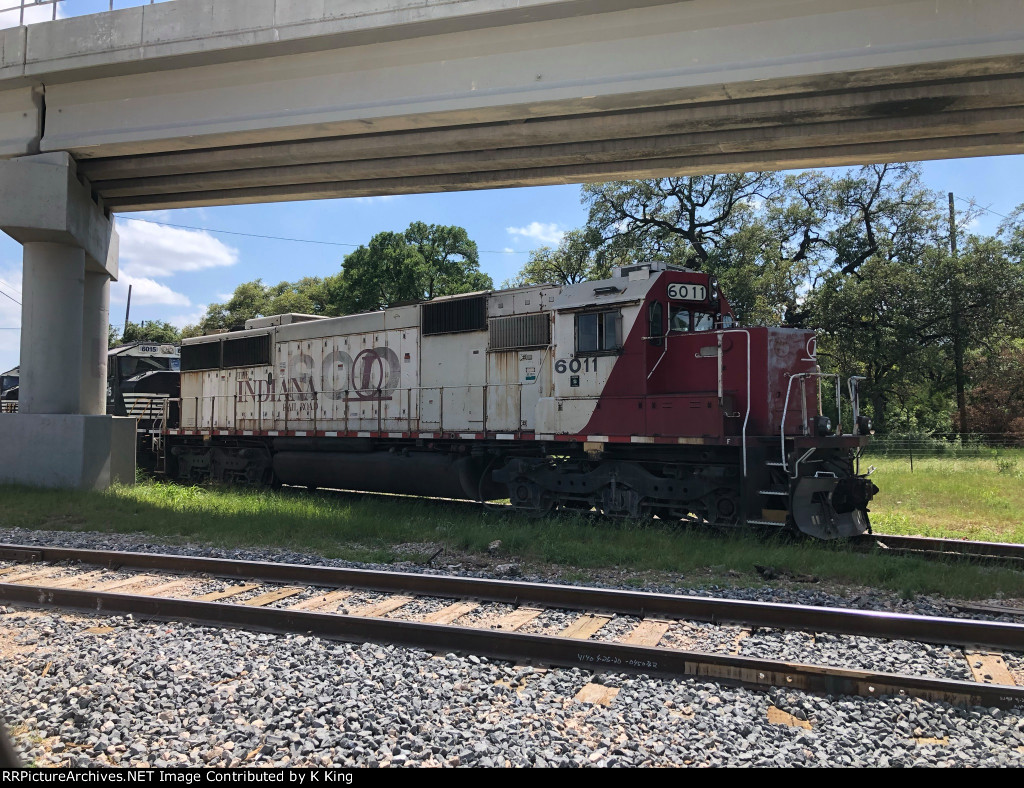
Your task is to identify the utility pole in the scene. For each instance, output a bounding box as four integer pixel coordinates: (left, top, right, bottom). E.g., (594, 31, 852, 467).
(948, 192, 968, 435)
(123, 283, 132, 342)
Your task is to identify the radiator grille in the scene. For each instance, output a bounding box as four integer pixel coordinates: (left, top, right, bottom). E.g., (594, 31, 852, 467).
(489, 313, 551, 350)
(222, 334, 271, 368)
(422, 295, 487, 336)
(180, 341, 221, 371)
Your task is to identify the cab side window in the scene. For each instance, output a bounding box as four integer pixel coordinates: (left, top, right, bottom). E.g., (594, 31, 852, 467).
(576, 310, 621, 353)
(648, 301, 664, 346)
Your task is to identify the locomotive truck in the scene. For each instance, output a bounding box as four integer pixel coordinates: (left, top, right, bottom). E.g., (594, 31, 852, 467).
(162, 263, 877, 539)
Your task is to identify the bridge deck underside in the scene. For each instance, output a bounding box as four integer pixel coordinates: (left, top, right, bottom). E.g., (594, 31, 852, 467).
(75, 62, 1024, 211)
(0, 0, 1020, 210)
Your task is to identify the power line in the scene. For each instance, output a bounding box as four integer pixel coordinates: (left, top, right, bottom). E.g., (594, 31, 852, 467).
(0, 286, 20, 307)
(119, 215, 531, 255)
(953, 194, 1014, 223)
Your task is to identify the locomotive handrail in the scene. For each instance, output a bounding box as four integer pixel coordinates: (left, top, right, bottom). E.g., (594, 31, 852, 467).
(716, 330, 751, 477)
(175, 382, 537, 434)
(780, 371, 847, 475)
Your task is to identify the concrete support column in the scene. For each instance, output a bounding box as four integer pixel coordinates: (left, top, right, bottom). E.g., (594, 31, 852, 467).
(0, 152, 133, 491)
(81, 271, 111, 415)
(19, 242, 85, 415)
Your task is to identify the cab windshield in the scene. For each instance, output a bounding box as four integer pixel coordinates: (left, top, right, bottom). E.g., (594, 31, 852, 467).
(669, 306, 715, 332)
(116, 356, 172, 380)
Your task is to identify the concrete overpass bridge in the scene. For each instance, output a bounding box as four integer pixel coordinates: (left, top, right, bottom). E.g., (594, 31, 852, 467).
(0, 0, 1022, 488)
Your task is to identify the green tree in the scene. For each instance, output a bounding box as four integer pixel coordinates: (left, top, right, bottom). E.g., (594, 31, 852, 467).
(577, 164, 938, 327)
(109, 320, 182, 347)
(266, 276, 333, 317)
(810, 255, 941, 431)
(197, 280, 272, 333)
(122, 320, 182, 344)
(337, 232, 425, 312)
(810, 229, 1024, 431)
(186, 223, 490, 334)
(404, 221, 488, 298)
(505, 229, 610, 287)
(337, 223, 491, 311)
(961, 340, 1024, 436)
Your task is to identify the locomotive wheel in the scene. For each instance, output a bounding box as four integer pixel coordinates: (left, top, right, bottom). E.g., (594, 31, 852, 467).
(598, 483, 643, 519)
(510, 478, 556, 517)
(709, 488, 740, 526)
(524, 493, 556, 518)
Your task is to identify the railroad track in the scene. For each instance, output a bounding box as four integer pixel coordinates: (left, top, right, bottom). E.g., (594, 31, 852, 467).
(292, 486, 1024, 567)
(0, 543, 1022, 710)
(861, 533, 1024, 567)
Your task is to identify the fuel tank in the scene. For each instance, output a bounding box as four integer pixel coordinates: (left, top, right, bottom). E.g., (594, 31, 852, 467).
(272, 450, 505, 501)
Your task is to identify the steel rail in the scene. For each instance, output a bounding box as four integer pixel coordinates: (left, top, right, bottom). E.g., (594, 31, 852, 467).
(1, 581, 1022, 710)
(866, 533, 1024, 561)
(1, 544, 1023, 651)
(953, 602, 1024, 619)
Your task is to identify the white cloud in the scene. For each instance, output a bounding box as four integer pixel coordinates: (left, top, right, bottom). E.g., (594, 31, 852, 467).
(166, 308, 207, 330)
(112, 273, 191, 308)
(506, 222, 565, 246)
(115, 219, 239, 278)
(0, 265, 22, 373)
(353, 196, 399, 204)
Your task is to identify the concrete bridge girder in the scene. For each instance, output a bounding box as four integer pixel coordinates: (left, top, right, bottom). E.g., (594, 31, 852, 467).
(0, 0, 1019, 210)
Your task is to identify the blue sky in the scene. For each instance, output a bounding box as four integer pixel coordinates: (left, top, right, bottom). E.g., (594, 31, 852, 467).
(1, 156, 1023, 375)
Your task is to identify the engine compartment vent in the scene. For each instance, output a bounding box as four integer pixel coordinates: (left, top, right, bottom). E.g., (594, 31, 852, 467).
(489, 313, 551, 350)
(180, 341, 222, 372)
(422, 295, 487, 336)
(222, 334, 271, 368)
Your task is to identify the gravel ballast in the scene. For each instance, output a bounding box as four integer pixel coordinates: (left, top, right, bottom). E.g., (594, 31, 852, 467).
(1, 526, 1022, 767)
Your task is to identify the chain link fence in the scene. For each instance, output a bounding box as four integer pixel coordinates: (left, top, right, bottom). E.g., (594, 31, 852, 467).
(863, 433, 1024, 471)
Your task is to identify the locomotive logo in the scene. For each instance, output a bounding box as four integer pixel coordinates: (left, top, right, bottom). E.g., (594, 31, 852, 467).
(322, 347, 401, 402)
(235, 347, 402, 405)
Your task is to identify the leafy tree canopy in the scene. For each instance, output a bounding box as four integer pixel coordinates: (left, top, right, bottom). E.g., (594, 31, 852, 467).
(184, 222, 491, 334)
(338, 222, 490, 312)
(110, 320, 182, 347)
(504, 228, 610, 287)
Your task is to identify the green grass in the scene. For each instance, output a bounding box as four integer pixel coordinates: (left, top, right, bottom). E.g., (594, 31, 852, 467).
(866, 451, 1024, 542)
(2, 476, 1024, 600)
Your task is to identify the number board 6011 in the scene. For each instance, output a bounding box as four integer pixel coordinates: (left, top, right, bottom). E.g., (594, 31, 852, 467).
(667, 283, 708, 301)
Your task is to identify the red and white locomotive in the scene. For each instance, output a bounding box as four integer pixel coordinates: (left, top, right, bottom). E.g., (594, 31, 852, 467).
(164, 262, 877, 539)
